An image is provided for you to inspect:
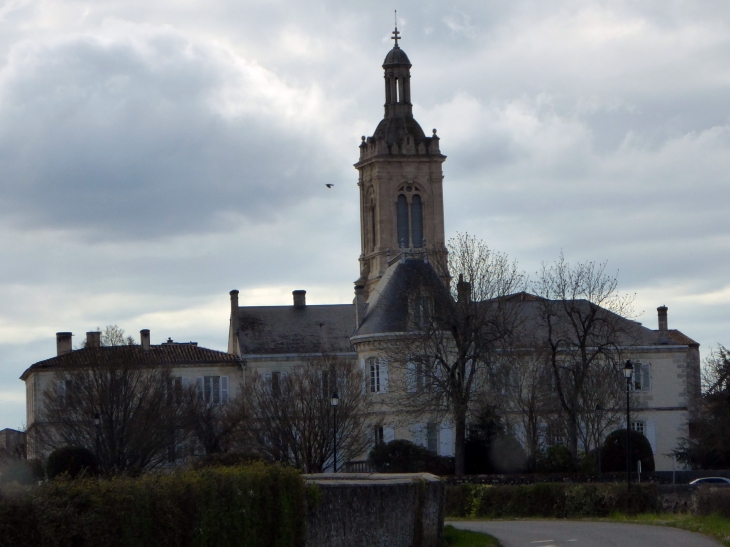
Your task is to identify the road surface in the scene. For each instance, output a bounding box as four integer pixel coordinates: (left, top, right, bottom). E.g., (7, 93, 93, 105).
(447, 520, 723, 547)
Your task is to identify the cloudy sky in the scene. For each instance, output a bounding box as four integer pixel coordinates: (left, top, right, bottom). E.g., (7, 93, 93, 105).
(1, 0, 729, 429)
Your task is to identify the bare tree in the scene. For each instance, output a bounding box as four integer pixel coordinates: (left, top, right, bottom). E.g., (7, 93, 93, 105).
(184, 387, 242, 456)
(238, 354, 372, 473)
(576, 357, 627, 470)
(532, 252, 636, 463)
(39, 345, 187, 474)
(498, 350, 556, 470)
(385, 234, 526, 476)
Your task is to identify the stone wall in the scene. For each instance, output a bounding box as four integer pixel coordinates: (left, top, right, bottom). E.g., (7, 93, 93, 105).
(304, 473, 444, 547)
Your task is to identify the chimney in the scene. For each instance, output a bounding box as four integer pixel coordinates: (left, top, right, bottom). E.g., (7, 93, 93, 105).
(457, 274, 472, 304)
(657, 306, 669, 344)
(354, 283, 367, 328)
(140, 329, 150, 351)
(86, 331, 101, 348)
(230, 289, 239, 313)
(293, 290, 306, 308)
(228, 290, 240, 355)
(56, 332, 72, 356)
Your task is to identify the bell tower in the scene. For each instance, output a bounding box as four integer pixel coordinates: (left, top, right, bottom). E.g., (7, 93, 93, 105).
(355, 27, 447, 299)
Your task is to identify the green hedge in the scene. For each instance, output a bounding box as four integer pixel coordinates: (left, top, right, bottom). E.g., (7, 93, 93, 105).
(0, 463, 307, 547)
(445, 483, 660, 518)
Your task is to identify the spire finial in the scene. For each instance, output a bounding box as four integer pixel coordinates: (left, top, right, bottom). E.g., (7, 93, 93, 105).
(391, 12, 400, 47)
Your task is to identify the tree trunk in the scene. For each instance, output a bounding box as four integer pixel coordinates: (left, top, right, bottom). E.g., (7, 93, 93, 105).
(454, 408, 467, 477)
(567, 410, 579, 465)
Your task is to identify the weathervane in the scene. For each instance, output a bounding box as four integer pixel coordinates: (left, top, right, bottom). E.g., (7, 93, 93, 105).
(391, 10, 400, 46)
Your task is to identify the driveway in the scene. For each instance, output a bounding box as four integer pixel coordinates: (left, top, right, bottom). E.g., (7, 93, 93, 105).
(447, 520, 723, 547)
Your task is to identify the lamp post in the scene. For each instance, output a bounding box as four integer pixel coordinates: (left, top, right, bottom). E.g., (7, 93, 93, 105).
(93, 412, 101, 472)
(331, 392, 339, 473)
(624, 360, 634, 489)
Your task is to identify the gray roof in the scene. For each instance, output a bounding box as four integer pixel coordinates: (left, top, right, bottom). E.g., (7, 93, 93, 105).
(372, 115, 431, 148)
(235, 304, 356, 355)
(355, 257, 449, 337)
(353, 264, 698, 349)
(383, 46, 411, 67)
(20, 344, 238, 380)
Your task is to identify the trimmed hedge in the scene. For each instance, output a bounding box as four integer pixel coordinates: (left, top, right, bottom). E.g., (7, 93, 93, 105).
(0, 462, 307, 547)
(445, 483, 660, 518)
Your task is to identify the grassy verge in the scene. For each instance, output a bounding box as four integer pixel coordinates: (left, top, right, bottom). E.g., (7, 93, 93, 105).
(443, 524, 501, 547)
(605, 513, 730, 547)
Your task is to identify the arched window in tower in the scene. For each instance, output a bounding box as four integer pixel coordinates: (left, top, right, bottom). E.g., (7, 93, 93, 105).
(395, 77, 399, 102)
(411, 194, 423, 247)
(397, 194, 409, 248)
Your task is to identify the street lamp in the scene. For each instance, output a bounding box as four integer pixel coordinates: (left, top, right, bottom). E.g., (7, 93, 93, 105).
(93, 412, 101, 472)
(331, 392, 339, 473)
(623, 360, 634, 488)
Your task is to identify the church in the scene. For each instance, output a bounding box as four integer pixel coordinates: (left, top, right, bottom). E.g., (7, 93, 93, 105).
(225, 29, 702, 472)
(23, 29, 701, 472)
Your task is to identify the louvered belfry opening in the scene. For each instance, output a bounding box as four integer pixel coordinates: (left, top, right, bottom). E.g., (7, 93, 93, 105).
(397, 194, 409, 247)
(410, 195, 423, 247)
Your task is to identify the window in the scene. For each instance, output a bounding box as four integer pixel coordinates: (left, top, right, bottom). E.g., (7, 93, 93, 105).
(411, 195, 423, 247)
(195, 376, 229, 405)
(369, 358, 380, 393)
(57, 378, 74, 407)
(407, 361, 432, 393)
(632, 363, 651, 392)
(374, 425, 384, 445)
(426, 422, 438, 453)
(397, 194, 409, 247)
(412, 296, 431, 327)
(272, 371, 281, 398)
(631, 421, 645, 436)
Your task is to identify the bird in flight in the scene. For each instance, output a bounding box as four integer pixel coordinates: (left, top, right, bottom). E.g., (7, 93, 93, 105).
(326, 184, 334, 188)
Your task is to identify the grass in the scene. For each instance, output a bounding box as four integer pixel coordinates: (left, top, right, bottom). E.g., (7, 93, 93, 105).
(443, 524, 501, 547)
(605, 513, 730, 547)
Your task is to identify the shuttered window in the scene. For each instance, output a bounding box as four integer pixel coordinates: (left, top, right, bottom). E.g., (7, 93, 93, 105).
(411, 194, 423, 247)
(397, 194, 409, 247)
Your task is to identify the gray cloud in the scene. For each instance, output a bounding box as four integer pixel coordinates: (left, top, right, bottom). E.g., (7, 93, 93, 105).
(1, 0, 730, 429)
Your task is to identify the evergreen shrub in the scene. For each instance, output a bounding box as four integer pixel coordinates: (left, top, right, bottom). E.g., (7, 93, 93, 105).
(601, 429, 655, 473)
(0, 462, 306, 547)
(445, 482, 659, 518)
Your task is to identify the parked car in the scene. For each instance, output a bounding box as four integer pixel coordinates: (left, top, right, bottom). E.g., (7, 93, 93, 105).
(689, 477, 730, 486)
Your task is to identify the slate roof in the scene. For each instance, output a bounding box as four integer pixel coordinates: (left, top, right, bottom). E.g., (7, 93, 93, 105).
(20, 344, 238, 380)
(383, 46, 411, 67)
(235, 304, 356, 355)
(352, 264, 699, 349)
(372, 115, 430, 148)
(355, 257, 449, 337)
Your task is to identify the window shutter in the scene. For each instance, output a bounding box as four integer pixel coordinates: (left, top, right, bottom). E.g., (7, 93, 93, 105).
(439, 423, 454, 457)
(646, 420, 656, 454)
(406, 362, 417, 393)
(642, 364, 651, 392)
(383, 426, 395, 444)
(280, 372, 288, 397)
(221, 376, 229, 404)
(182, 377, 190, 389)
(380, 361, 389, 393)
(412, 423, 426, 447)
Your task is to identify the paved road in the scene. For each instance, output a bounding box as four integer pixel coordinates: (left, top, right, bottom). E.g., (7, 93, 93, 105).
(447, 520, 723, 547)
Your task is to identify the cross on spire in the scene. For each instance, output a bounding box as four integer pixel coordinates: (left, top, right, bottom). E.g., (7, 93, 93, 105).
(391, 26, 400, 47)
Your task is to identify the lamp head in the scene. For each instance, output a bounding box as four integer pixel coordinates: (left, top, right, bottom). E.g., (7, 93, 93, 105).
(623, 360, 634, 379)
(331, 392, 339, 407)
